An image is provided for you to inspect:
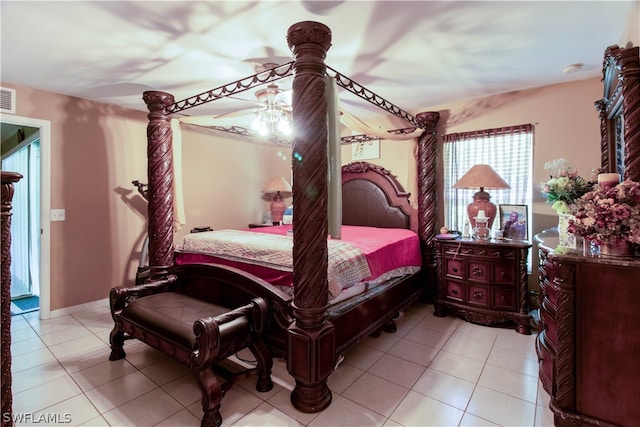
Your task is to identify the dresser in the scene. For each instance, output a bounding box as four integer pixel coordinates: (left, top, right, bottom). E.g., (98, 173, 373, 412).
(535, 229, 640, 426)
(434, 238, 531, 334)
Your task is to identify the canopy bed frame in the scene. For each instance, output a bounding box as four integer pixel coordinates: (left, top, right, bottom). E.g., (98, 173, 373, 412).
(595, 44, 640, 181)
(138, 21, 439, 413)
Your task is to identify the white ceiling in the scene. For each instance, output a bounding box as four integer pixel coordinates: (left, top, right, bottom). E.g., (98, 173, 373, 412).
(1, 1, 637, 130)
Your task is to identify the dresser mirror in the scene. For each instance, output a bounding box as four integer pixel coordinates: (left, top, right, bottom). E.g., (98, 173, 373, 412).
(595, 44, 640, 182)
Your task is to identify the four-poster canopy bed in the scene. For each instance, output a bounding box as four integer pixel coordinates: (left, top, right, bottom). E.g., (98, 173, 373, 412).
(110, 20, 440, 419)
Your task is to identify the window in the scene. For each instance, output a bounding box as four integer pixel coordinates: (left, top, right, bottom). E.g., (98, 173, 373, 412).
(443, 124, 533, 235)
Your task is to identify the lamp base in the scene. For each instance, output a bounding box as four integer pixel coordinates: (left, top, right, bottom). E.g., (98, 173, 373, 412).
(270, 192, 286, 225)
(467, 190, 497, 229)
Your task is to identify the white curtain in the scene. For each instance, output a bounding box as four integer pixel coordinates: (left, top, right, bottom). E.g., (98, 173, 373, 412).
(443, 124, 533, 233)
(2, 139, 40, 297)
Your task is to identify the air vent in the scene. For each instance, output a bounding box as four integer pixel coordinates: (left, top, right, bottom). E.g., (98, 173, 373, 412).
(0, 87, 16, 114)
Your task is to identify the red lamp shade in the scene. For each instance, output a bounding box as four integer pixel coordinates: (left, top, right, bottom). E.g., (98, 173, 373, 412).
(453, 164, 510, 229)
(262, 177, 292, 224)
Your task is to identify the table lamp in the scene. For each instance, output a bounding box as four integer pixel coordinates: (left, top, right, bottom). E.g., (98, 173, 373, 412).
(262, 176, 292, 225)
(453, 164, 510, 229)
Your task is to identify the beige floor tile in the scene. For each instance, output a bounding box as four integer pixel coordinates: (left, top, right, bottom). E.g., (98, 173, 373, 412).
(12, 375, 83, 415)
(403, 326, 451, 349)
(343, 343, 385, 371)
(307, 395, 386, 427)
(367, 353, 425, 388)
(441, 334, 494, 362)
(266, 388, 319, 425)
(154, 408, 201, 427)
(56, 344, 112, 374)
(141, 358, 191, 386)
(35, 394, 101, 427)
(467, 385, 536, 427)
(78, 415, 110, 426)
(415, 313, 463, 335)
(69, 358, 138, 391)
(119, 340, 172, 370)
(11, 346, 57, 373)
(493, 329, 537, 356)
(218, 385, 268, 426)
(231, 402, 304, 426)
(9, 326, 39, 344)
(328, 362, 365, 394)
(387, 338, 440, 367)
(477, 364, 538, 403)
(46, 333, 107, 361)
(389, 390, 464, 427)
(458, 412, 499, 426)
(360, 331, 402, 352)
(27, 315, 85, 337)
(84, 371, 159, 413)
(161, 374, 203, 407)
(412, 368, 475, 410)
(101, 388, 183, 426)
(537, 380, 551, 408)
(39, 323, 93, 347)
(11, 359, 68, 393)
(342, 372, 409, 417)
(10, 336, 47, 357)
(451, 322, 499, 344)
(486, 345, 539, 377)
(428, 350, 485, 383)
(535, 403, 555, 427)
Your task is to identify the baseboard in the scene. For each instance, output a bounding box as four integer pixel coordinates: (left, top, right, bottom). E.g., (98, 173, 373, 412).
(47, 297, 110, 319)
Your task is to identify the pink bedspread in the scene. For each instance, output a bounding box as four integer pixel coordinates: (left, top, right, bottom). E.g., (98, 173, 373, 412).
(175, 225, 421, 300)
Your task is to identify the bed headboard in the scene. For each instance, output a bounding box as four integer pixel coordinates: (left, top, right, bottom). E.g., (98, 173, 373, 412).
(341, 161, 418, 232)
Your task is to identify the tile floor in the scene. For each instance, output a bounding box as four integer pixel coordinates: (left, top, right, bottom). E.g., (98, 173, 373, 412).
(9, 301, 554, 426)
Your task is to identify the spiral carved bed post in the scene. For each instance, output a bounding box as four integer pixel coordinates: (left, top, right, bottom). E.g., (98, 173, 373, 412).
(2, 171, 22, 427)
(286, 21, 334, 413)
(415, 112, 440, 301)
(143, 91, 176, 278)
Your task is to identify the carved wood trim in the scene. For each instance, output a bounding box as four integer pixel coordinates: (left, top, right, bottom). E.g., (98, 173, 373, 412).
(1, 171, 23, 427)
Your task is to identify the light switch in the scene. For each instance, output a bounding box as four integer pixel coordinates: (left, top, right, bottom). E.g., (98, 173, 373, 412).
(51, 209, 65, 221)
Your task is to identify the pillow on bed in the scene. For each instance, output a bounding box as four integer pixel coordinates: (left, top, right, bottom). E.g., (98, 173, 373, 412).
(282, 206, 293, 225)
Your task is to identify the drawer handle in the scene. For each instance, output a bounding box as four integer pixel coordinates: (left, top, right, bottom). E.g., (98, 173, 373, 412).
(473, 290, 484, 300)
(472, 266, 484, 276)
(500, 295, 506, 302)
(500, 271, 507, 278)
(452, 267, 459, 273)
(451, 289, 458, 295)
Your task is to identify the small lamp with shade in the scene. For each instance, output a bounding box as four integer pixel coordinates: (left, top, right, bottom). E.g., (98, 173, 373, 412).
(453, 164, 510, 231)
(262, 177, 292, 225)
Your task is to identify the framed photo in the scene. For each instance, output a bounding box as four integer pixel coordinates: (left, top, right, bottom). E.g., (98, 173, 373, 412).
(499, 204, 528, 240)
(352, 139, 380, 160)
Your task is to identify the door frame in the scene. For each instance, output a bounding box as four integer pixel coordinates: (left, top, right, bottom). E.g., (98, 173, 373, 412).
(1, 114, 51, 319)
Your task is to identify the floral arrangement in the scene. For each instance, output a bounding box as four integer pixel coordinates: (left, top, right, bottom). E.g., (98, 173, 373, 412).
(540, 158, 593, 214)
(568, 180, 640, 245)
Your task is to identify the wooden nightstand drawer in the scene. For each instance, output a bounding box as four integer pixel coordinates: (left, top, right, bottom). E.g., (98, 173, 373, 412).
(492, 287, 516, 310)
(468, 261, 490, 283)
(467, 284, 489, 306)
(445, 280, 464, 301)
(493, 264, 514, 284)
(445, 259, 464, 279)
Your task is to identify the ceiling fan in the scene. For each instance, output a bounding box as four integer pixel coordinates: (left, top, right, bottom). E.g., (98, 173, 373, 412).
(183, 81, 293, 141)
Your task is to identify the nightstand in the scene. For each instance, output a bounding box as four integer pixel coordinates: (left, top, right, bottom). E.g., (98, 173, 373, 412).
(434, 238, 531, 334)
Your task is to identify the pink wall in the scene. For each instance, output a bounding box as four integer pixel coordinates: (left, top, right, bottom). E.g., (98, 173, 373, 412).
(2, 83, 290, 311)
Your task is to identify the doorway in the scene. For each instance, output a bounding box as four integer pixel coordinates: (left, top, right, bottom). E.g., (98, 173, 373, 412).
(0, 114, 51, 319)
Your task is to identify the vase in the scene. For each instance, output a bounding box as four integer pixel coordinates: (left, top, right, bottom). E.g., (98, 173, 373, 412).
(557, 213, 576, 249)
(600, 241, 633, 257)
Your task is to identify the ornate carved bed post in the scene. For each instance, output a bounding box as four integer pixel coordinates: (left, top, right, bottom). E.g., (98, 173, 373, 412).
(143, 91, 176, 279)
(286, 21, 334, 413)
(416, 112, 440, 301)
(2, 171, 22, 427)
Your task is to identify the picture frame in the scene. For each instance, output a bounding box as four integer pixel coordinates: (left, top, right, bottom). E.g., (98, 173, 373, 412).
(499, 204, 528, 240)
(351, 139, 380, 160)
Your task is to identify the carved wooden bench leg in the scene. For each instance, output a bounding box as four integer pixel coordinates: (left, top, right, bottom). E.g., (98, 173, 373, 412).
(192, 366, 223, 427)
(108, 327, 126, 361)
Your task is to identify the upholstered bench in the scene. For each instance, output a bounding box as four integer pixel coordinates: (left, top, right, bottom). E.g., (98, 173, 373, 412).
(109, 265, 273, 427)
